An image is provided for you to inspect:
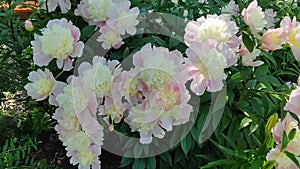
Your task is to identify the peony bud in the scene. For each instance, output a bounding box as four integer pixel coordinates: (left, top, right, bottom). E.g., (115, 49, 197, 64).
(25, 20, 34, 32)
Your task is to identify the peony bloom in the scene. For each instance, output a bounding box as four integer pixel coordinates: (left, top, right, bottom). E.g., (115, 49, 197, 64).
(99, 96, 125, 127)
(97, 25, 124, 49)
(264, 9, 278, 29)
(25, 20, 34, 31)
(106, 0, 139, 35)
(185, 40, 227, 95)
(284, 86, 300, 116)
(74, 0, 113, 26)
(242, 0, 267, 35)
(280, 16, 300, 60)
(55, 76, 98, 115)
(221, 0, 239, 17)
(131, 43, 189, 90)
(272, 114, 297, 144)
(125, 103, 165, 144)
(266, 146, 299, 169)
(262, 28, 287, 51)
(39, 0, 71, 13)
(24, 69, 56, 101)
(78, 56, 121, 98)
(184, 14, 239, 47)
(54, 105, 103, 169)
(31, 18, 84, 71)
(241, 48, 264, 67)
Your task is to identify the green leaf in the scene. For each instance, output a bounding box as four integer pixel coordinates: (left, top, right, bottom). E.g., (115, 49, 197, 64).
(209, 139, 240, 157)
(265, 113, 278, 136)
(168, 37, 181, 49)
(282, 131, 289, 150)
(133, 158, 146, 169)
(201, 159, 236, 169)
(265, 136, 274, 149)
(181, 133, 192, 156)
(120, 157, 133, 168)
(239, 117, 252, 129)
(152, 36, 167, 47)
(146, 156, 156, 169)
(288, 128, 297, 141)
(81, 25, 95, 41)
(242, 32, 255, 52)
(160, 152, 172, 166)
(262, 160, 275, 169)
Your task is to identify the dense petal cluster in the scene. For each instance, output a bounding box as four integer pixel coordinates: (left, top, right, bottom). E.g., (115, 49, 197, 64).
(221, 0, 239, 17)
(184, 14, 239, 46)
(75, 0, 139, 49)
(284, 86, 300, 116)
(242, 0, 277, 37)
(267, 86, 300, 168)
(24, 69, 56, 101)
(242, 0, 267, 35)
(185, 40, 228, 95)
(39, 0, 71, 13)
(266, 147, 299, 169)
(184, 14, 240, 95)
(53, 77, 103, 169)
(31, 18, 84, 71)
(74, 0, 112, 26)
(119, 44, 193, 144)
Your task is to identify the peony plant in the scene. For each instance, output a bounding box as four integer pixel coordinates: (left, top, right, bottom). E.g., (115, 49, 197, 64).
(23, 0, 300, 168)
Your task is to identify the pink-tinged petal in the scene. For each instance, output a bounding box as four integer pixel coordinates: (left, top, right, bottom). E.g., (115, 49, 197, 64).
(71, 26, 81, 41)
(140, 132, 152, 144)
(27, 71, 39, 82)
(173, 104, 193, 125)
(126, 26, 136, 35)
(33, 53, 52, 66)
(280, 16, 292, 31)
(284, 87, 300, 116)
(207, 79, 224, 92)
(226, 36, 241, 49)
(56, 59, 64, 69)
(160, 117, 172, 131)
(58, 0, 71, 13)
(191, 74, 207, 96)
(261, 28, 287, 51)
(291, 47, 300, 60)
(217, 42, 238, 67)
(47, 0, 58, 12)
(152, 125, 165, 138)
(78, 62, 93, 77)
(63, 58, 73, 71)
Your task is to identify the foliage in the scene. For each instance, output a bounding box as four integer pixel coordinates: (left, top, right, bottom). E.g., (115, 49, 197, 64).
(1, 0, 300, 169)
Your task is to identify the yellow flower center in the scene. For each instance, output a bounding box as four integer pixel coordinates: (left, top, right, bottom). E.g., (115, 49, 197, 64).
(40, 24, 74, 59)
(77, 151, 95, 166)
(34, 78, 52, 95)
